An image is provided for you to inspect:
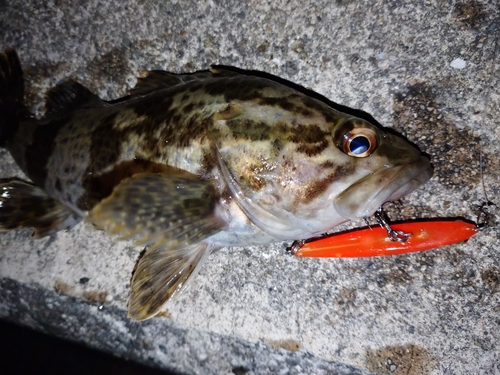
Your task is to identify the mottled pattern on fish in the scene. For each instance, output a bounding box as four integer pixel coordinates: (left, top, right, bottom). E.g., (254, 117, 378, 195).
(0, 49, 433, 319)
(23, 74, 361, 213)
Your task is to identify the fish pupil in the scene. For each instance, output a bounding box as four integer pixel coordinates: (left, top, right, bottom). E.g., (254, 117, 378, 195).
(350, 136, 370, 155)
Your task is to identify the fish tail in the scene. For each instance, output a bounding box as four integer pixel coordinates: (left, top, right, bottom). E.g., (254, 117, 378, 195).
(0, 178, 81, 237)
(0, 48, 31, 148)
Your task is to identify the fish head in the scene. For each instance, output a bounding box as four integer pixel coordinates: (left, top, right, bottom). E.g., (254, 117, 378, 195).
(208, 77, 433, 239)
(330, 116, 433, 220)
(217, 104, 432, 240)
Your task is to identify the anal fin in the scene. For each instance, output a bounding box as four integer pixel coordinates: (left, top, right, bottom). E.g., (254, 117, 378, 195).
(0, 178, 81, 237)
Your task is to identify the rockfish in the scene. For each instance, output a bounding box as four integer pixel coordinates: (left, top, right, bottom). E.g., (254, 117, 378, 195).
(0, 49, 433, 320)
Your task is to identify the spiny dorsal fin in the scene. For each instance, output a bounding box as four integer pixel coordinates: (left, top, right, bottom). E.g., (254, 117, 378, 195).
(209, 66, 243, 77)
(130, 69, 214, 96)
(45, 80, 102, 116)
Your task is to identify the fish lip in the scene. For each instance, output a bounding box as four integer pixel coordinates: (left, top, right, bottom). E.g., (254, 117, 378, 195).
(333, 156, 433, 219)
(383, 156, 433, 202)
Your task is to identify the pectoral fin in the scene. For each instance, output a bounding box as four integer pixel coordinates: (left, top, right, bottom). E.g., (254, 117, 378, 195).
(88, 172, 225, 249)
(87, 172, 226, 320)
(0, 178, 81, 237)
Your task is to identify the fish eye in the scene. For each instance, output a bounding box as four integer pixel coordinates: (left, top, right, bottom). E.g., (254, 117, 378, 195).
(342, 128, 377, 157)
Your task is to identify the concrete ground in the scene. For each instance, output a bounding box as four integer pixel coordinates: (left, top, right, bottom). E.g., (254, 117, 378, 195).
(1, 1, 499, 374)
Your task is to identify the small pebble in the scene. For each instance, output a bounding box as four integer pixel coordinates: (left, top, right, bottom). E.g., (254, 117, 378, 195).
(450, 58, 466, 69)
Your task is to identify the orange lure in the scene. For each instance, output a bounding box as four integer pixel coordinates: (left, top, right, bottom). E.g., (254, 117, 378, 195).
(292, 219, 478, 258)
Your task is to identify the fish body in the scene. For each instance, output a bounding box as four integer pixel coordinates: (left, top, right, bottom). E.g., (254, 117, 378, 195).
(0, 49, 433, 319)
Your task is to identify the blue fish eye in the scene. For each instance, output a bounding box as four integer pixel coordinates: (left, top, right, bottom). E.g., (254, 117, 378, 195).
(341, 128, 377, 157)
(349, 136, 370, 155)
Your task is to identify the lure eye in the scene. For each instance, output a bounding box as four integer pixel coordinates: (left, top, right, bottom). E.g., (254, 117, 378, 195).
(342, 128, 377, 157)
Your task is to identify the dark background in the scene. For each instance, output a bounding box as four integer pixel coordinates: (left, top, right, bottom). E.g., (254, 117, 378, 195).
(0, 319, 183, 375)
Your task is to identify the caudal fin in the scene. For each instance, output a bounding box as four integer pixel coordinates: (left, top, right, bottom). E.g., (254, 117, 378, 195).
(0, 48, 30, 147)
(0, 178, 81, 237)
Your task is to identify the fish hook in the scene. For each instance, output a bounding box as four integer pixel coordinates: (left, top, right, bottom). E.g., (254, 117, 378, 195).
(374, 208, 411, 243)
(286, 239, 304, 255)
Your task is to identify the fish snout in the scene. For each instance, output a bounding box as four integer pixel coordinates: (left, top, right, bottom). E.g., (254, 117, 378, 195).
(333, 155, 433, 220)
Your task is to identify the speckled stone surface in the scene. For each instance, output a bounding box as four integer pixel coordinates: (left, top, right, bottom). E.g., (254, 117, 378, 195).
(0, 1, 499, 375)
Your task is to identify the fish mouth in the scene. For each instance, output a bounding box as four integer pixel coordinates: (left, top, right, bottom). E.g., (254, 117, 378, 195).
(333, 156, 433, 219)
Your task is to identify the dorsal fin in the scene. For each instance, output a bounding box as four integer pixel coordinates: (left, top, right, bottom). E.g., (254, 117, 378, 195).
(130, 69, 215, 96)
(130, 66, 251, 97)
(209, 66, 242, 77)
(45, 80, 102, 116)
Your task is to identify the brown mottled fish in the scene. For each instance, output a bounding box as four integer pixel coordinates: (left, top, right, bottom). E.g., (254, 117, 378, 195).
(0, 49, 433, 320)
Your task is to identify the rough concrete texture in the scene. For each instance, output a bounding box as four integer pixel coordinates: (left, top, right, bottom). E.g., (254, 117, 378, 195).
(0, 1, 499, 374)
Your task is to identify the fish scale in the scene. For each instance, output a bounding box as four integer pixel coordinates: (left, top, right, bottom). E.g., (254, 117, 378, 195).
(0, 48, 433, 320)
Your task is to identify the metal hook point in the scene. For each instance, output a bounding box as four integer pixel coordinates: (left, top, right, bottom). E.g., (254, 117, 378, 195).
(287, 240, 305, 255)
(374, 209, 411, 243)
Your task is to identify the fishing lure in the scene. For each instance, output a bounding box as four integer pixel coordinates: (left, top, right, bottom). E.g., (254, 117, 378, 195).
(288, 215, 478, 258)
(299, 133, 489, 259)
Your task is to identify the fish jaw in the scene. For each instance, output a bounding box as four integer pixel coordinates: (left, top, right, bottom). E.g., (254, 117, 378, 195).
(332, 155, 433, 219)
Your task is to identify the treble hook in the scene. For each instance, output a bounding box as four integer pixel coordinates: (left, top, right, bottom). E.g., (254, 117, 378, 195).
(286, 239, 305, 255)
(374, 209, 412, 243)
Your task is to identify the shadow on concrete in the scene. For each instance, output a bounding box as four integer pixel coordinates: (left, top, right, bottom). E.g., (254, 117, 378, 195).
(0, 319, 186, 375)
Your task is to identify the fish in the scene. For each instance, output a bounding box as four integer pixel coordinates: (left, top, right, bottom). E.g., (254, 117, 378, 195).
(0, 48, 433, 320)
